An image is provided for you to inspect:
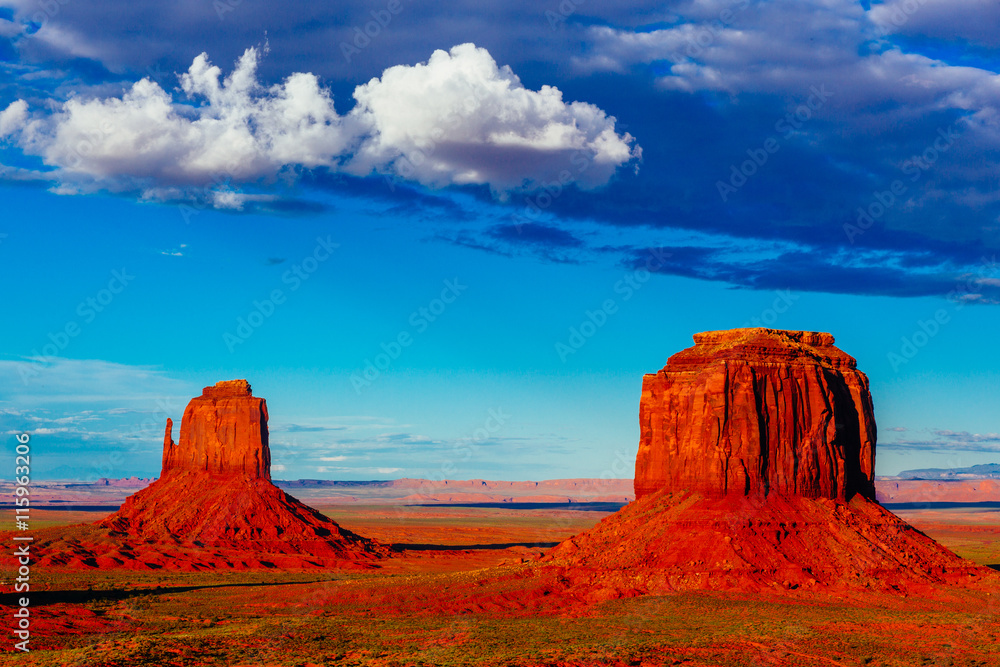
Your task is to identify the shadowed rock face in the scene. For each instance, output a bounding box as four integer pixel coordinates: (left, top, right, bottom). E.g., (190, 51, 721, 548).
(161, 379, 270, 480)
(635, 329, 876, 501)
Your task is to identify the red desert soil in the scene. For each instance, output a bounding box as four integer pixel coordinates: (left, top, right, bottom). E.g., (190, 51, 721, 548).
(538, 489, 990, 599)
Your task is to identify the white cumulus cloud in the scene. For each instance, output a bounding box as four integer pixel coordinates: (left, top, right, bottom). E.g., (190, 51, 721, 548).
(348, 43, 640, 191)
(0, 99, 27, 137)
(7, 47, 356, 193)
(0, 43, 640, 205)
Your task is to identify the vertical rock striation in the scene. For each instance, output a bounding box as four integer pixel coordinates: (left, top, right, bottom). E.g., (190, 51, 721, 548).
(161, 379, 270, 480)
(635, 329, 876, 500)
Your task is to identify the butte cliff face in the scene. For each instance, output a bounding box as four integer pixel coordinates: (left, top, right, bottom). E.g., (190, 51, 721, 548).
(37, 380, 386, 570)
(542, 329, 990, 597)
(635, 329, 876, 500)
(161, 379, 271, 480)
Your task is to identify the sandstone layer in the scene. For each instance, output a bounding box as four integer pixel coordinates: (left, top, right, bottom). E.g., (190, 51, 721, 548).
(635, 329, 876, 500)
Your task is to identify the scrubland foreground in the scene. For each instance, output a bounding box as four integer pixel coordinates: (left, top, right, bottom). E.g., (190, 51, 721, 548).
(2, 502, 998, 667)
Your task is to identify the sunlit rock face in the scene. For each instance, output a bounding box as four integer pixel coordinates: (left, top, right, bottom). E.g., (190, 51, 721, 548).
(634, 329, 876, 501)
(161, 379, 270, 481)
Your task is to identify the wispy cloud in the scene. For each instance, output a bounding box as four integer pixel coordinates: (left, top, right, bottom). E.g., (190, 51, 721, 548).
(272, 423, 349, 433)
(314, 465, 402, 475)
(881, 429, 1000, 452)
(0, 356, 193, 405)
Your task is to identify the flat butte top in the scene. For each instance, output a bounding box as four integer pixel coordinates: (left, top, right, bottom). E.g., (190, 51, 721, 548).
(201, 379, 253, 398)
(663, 328, 859, 371)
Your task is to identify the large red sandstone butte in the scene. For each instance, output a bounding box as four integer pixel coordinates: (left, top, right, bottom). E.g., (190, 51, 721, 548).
(542, 329, 993, 597)
(635, 329, 876, 500)
(35, 380, 386, 570)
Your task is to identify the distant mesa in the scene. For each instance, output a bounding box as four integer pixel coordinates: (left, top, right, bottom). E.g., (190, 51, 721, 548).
(95, 477, 154, 486)
(34, 380, 386, 570)
(892, 463, 1000, 480)
(542, 329, 995, 597)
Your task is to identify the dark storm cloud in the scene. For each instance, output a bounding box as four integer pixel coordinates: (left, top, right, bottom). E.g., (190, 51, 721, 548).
(2, 0, 999, 302)
(623, 246, 964, 298)
(488, 222, 583, 248)
(1, 0, 668, 84)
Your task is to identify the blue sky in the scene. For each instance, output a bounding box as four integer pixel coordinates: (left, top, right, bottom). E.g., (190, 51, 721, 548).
(2, 0, 1000, 480)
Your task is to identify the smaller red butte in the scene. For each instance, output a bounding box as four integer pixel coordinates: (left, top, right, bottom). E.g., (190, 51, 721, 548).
(161, 379, 270, 480)
(79, 379, 386, 568)
(635, 328, 876, 500)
